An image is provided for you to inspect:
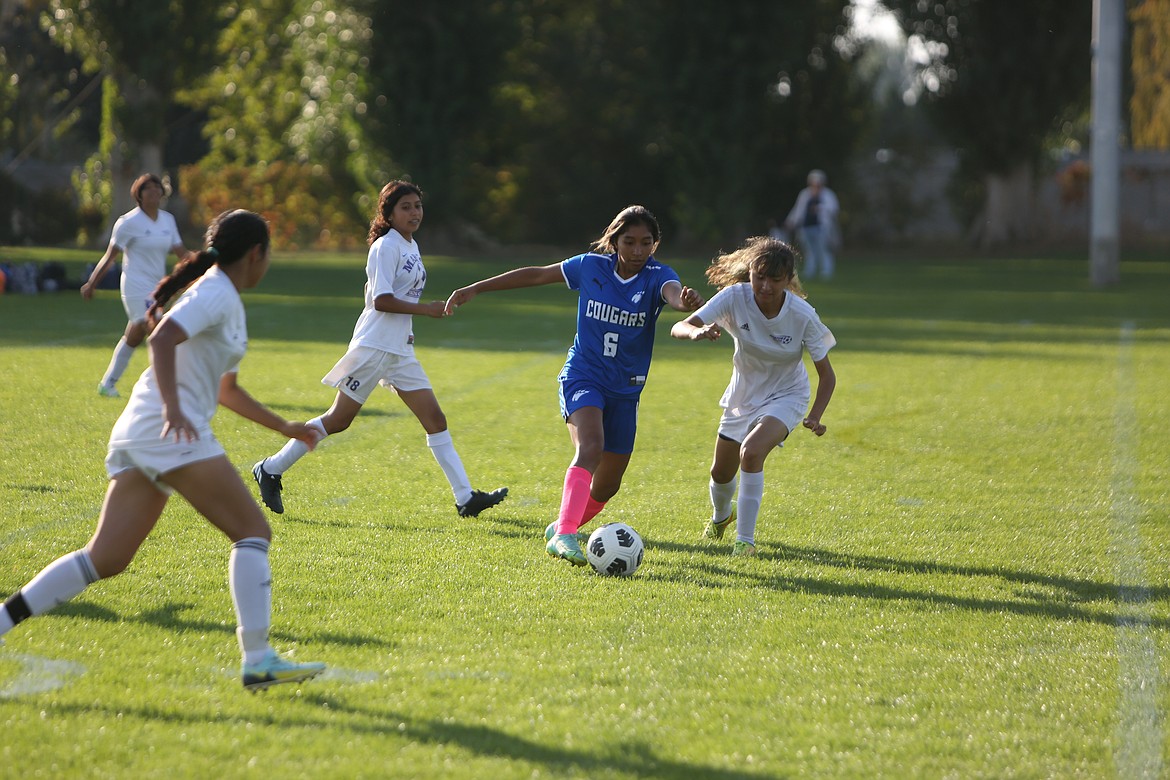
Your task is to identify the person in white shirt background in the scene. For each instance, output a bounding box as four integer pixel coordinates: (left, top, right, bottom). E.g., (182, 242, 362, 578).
(783, 169, 840, 281)
(252, 179, 508, 520)
(2, 209, 327, 690)
(671, 236, 837, 557)
(81, 173, 193, 397)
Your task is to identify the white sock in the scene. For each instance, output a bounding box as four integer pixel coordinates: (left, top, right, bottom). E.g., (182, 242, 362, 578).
(265, 417, 327, 475)
(230, 538, 272, 666)
(710, 476, 737, 523)
(735, 470, 765, 545)
(426, 430, 472, 505)
(1, 550, 100, 637)
(101, 337, 136, 388)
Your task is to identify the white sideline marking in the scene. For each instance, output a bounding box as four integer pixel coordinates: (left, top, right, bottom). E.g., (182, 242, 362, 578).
(0, 653, 85, 698)
(1111, 321, 1163, 779)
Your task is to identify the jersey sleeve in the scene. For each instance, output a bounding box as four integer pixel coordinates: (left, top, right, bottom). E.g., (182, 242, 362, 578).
(367, 240, 402, 298)
(165, 280, 228, 342)
(164, 212, 182, 246)
(692, 286, 734, 329)
(561, 254, 585, 291)
(109, 215, 131, 251)
(655, 264, 681, 301)
(802, 309, 837, 361)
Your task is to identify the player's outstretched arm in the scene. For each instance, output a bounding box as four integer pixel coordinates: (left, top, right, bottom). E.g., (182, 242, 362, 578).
(662, 280, 703, 312)
(671, 314, 722, 342)
(445, 263, 563, 314)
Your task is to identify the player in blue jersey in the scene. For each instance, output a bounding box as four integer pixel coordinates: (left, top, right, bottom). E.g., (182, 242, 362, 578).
(445, 205, 703, 565)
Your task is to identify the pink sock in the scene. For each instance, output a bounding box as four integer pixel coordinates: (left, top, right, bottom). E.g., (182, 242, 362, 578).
(555, 466, 592, 535)
(576, 496, 607, 532)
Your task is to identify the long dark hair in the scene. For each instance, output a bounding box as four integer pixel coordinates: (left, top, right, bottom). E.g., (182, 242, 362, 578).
(368, 180, 423, 246)
(149, 209, 270, 323)
(590, 205, 661, 254)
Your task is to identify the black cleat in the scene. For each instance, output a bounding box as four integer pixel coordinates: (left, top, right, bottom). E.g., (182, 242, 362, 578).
(457, 487, 509, 518)
(252, 461, 284, 514)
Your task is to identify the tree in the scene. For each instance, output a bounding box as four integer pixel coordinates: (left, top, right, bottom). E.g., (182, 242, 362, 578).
(364, 0, 866, 246)
(883, 0, 1093, 246)
(1130, 0, 1170, 150)
(43, 0, 225, 236)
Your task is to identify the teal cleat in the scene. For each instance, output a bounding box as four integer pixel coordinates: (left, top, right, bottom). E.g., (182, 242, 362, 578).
(731, 540, 757, 558)
(702, 507, 736, 541)
(242, 649, 325, 691)
(545, 521, 557, 541)
(546, 533, 587, 566)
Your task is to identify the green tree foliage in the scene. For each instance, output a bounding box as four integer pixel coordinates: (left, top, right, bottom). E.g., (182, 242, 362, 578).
(882, 0, 1092, 243)
(42, 0, 226, 234)
(1130, 0, 1170, 150)
(363, 2, 517, 234)
(364, 0, 864, 245)
(182, 0, 381, 241)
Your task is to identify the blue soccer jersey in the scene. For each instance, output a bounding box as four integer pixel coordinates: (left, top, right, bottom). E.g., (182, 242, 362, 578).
(559, 252, 680, 397)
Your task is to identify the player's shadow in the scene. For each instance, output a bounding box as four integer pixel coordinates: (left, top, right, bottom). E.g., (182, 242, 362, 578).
(644, 538, 1170, 630)
(54, 695, 779, 780)
(51, 600, 393, 649)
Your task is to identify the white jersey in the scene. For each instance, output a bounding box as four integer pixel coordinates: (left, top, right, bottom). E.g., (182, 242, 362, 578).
(109, 266, 247, 448)
(693, 283, 836, 414)
(347, 229, 424, 355)
(110, 207, 182, 315)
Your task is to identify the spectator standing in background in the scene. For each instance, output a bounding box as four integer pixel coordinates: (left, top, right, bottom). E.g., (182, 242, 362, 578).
(784, 169, 839, 281)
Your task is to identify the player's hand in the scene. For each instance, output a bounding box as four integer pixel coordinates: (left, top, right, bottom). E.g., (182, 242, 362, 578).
(80, 281, 95, 300)
(285, 421, 324, 451)
(444, 287, 475, 315)
(161, 406, 199, 443)
(680, 286, 704, 311)
(803, 417, 827, 436)
(421, 300, 448, 319)
(690, 323, 723, 341)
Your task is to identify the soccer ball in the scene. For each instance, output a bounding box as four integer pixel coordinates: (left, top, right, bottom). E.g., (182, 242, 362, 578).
(586, 522, 644, 577)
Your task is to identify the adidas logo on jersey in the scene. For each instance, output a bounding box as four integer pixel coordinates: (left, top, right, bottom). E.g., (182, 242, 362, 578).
(740, 323, 751, 331)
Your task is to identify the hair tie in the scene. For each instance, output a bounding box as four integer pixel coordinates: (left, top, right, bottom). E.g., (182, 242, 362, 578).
(207, 247, 220, 258)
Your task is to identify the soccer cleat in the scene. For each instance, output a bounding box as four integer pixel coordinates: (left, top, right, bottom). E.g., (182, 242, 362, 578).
(97, 383, 120, 398)
(702, 507, 736, 541)
(457, 487, 509, 518)
(241, 649, 325, 691)
(732, 540, 757, 558)
(546, 521, 588, 541)
(252, 461, 284, 514)
(546, 533, 587, 566)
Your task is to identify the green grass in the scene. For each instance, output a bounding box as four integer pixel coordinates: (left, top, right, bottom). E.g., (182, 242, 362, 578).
(1, 247, 1168, 778)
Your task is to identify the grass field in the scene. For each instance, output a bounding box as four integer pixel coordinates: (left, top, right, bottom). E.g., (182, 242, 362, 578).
(1, 244, 1168, 778)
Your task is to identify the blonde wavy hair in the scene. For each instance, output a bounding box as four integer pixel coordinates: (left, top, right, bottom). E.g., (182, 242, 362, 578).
(705, 236, 806, 298)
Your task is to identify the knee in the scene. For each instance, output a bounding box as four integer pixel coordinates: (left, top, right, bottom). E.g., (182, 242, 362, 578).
(592, 476, 622, 503)
(739, 443, 769, 473)
(422, 412, 448, 435)
(573, 442, 604, 470)
(710, 464, 737, 484)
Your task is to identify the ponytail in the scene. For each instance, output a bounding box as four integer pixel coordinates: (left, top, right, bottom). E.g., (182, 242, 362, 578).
(147, 209, 270, 324)
(148, 250, 217, 324)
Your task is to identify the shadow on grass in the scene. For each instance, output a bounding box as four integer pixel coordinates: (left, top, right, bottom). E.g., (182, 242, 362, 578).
(52, 600, 393, 649)
(645, 538, 1170, 630)
(54, 695, 775, 780)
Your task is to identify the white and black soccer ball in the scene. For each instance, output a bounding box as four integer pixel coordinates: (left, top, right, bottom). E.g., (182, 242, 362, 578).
(586, 522, 644, 577)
